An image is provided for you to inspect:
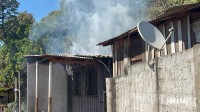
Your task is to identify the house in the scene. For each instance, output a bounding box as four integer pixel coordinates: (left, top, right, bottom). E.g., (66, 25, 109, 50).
(97, 2, 200, 112)
(25, 54, 112, 112)
(98, 2, 200, 77)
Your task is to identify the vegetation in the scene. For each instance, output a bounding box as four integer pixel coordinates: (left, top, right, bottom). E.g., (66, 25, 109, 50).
(147, 0, 200, 19)
(0, 0, 72, 90)
(30, 5, 73, 54)
(0, 0, 19, 44)
(0, 1, 44, 89)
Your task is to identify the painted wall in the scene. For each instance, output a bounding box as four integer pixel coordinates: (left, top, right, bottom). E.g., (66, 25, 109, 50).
(106, 44, 200, 112)
(27, 59, 110, 112)
(27, 61, 67, 112)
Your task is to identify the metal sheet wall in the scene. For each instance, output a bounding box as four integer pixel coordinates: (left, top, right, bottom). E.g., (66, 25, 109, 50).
(70, 65, 106, 112)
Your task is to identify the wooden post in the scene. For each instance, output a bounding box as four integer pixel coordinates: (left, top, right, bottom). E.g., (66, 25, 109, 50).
(187, 15, 191, 48)
(178, 20, 183, 52)
(48, 62, 52, 112)
(171, 21, 175, 54)
(152, 48, 155, 59)
(15, 76, 18, 102)
(162, 25, 167, 55)
(18, 72, 21, 112)
(35, 62, 38, 112)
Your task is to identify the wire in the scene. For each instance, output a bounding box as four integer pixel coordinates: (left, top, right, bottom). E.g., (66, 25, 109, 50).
(97, 60, 111, 77)
(27, 58, 48, 68)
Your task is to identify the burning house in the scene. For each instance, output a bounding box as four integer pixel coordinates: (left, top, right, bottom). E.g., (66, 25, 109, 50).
(25, 54, 112, 112)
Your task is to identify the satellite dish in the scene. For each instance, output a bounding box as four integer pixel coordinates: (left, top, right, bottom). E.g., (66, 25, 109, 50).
(137, 21, 166, 49)
(137, 21, 174, 70)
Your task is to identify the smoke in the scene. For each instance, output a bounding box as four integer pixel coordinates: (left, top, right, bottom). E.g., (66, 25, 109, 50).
(65, 0, 148, 55)
(30, 0, 148, 55)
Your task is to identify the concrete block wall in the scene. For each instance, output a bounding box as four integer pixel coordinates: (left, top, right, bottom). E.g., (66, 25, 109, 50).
(106, 62, 157, 112)
(158, 48, 196, 112)
(106, 44, 200, 112)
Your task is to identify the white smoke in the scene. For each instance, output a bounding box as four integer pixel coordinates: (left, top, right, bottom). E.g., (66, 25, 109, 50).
(30, 0, 148, 55)
(64, 0, 148, 55)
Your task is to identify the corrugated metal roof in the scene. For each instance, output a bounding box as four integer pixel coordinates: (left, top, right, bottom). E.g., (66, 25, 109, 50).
(97, 28, 137, 46)
(25, 54, 112, 65)
(98, 2, 200, 46)
(24, 54, 112, 60)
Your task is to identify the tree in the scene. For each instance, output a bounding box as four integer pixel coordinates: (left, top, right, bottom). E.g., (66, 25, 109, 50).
(30, 9, 73, 54)
(0, 0, 19, 43)
(0, 12, 44, 88)
(147, 0, 200, 19)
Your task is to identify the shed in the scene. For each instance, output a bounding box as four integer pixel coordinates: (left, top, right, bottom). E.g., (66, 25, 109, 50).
(98, 2, 200, 77)
(0, 88, 15, 104)
(25, 54, 112, 112)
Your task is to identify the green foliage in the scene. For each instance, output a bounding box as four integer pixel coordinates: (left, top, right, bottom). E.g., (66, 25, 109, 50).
(147, 0, 200, 19)
(0, 0, 19, 43)
(0, 12, 44, 88)
(5, 102, 16, 112)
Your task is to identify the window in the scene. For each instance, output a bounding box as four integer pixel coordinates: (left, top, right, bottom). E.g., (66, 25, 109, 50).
(73, 71, 81, 96)
(85, 68, 97, 96)
(192, 21, 200, 43)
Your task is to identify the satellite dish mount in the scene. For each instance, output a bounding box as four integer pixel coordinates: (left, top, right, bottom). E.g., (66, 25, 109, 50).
(137, 21, 174, 70)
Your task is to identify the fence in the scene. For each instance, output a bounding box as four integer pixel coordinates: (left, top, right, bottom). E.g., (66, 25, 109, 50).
(106, 44, 200, 112)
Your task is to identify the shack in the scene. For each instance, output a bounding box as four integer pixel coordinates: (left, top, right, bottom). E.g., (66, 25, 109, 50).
(97, 2, 200, 112)
(98, 2, 200, 77)
(0, 88, 15, 104)
(0, 88, 15, 111)
(25, 54, 112, 112)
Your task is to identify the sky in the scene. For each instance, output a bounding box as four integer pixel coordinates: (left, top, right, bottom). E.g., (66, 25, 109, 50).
(17, 0, 60, 21)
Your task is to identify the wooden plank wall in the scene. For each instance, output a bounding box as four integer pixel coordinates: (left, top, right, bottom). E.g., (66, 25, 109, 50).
(116, 41, 121, 77)
(115, 40, 124, 77)
(182, 16, 188, 50)
(173, 19, 179, 52)
(112, 14, 195, 77)
(153, 15, 192, 59)
(120, 40, 124, 76)
(191, 11, 200, 45)
(112, 36, 131, 77)
(123, 36, 130, 75)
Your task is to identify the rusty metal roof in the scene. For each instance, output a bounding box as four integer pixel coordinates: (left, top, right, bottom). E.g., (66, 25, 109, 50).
(24, 54, 111, 59)
(98, 2, 200, 46)
(24, 54, 112, 64)
(97, 28, 138, 46)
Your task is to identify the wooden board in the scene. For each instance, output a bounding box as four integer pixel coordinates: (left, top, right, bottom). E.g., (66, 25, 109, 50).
(182, 16, 188, 50)
(165, 21, 172, 54)
(187, 15, 192, 48)
(112, 45, 116, 77)
(177, 20, 183, 51)
(123, 36, 130, 75)
(170, 21, 175, 54)
(114, 42, 118, 77)
(172, 20, 179, 52)
(130, 34, 143, 62)
(119, 39, 124, 76)
(158, 25, 167, 56)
